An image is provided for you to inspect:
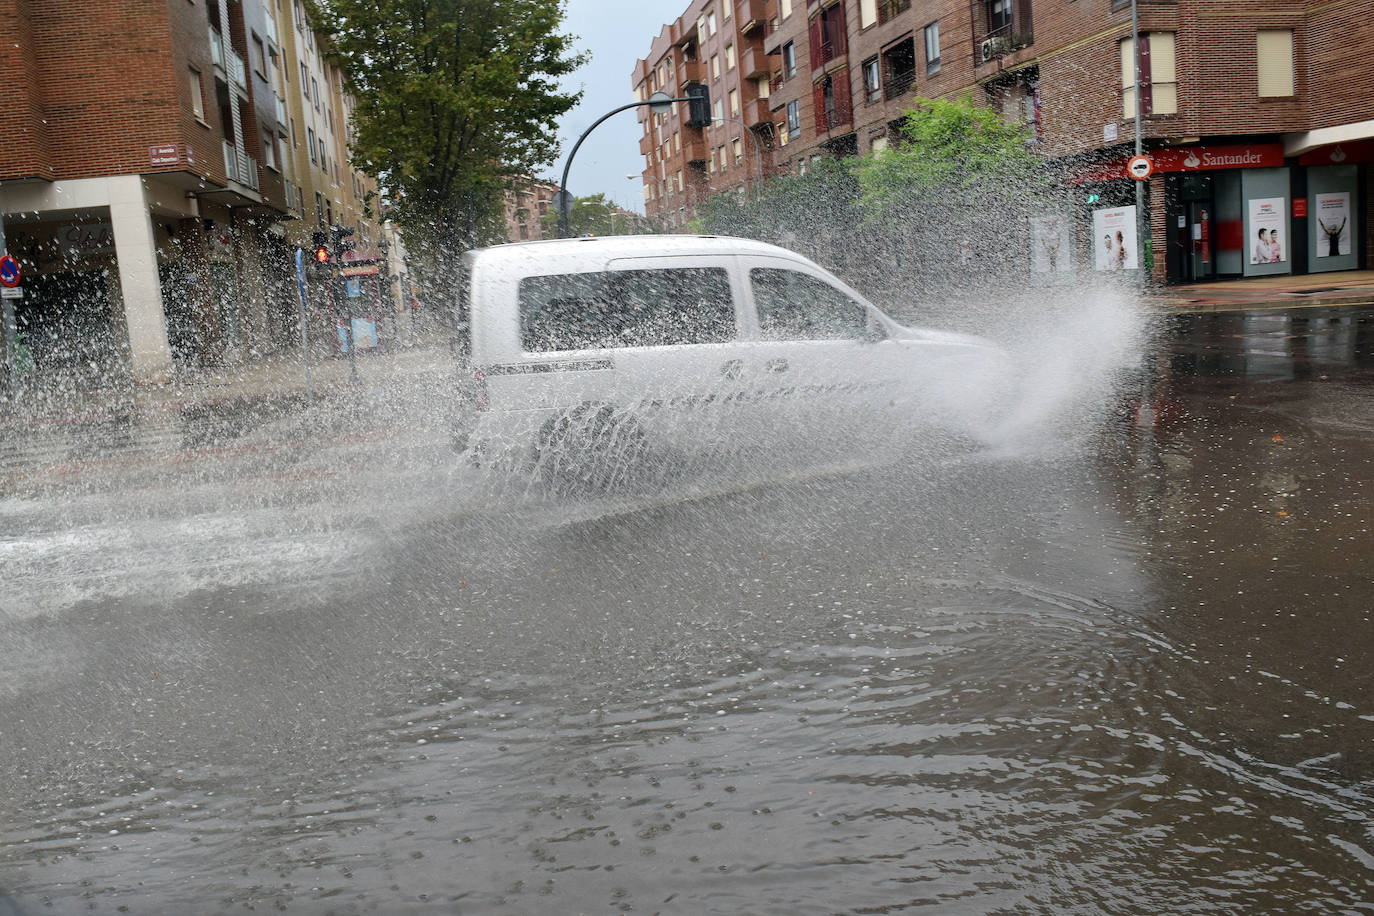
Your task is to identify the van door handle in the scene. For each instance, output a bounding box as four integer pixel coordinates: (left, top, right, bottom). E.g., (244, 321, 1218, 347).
(765, 358, 789, 373)
(720, 358, 743, 380)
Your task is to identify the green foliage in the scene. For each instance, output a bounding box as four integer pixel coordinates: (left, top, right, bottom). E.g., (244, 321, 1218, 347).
(539, 193, 637, 238)
(856, 95, 1039, 213)
(308, 0, 586, 308)
(693, 155, 862, 243)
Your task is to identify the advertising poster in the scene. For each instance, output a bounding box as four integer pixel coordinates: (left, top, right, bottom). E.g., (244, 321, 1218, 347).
(1248, 197, 1287, 264)
(1314, 192, 1351, 258)
(1092, 206, 1138, 270)
(1029, 214, 1074, 274)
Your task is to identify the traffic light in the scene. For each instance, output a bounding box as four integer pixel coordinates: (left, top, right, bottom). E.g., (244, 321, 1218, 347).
(311, 230, 330, 264)
(686, 83, 711, 128)
(331, 225, 355, 259)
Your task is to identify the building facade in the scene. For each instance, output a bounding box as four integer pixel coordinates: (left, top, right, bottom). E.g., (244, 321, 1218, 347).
(0, 0, 393, 386)
(636, 0, 1374, 283)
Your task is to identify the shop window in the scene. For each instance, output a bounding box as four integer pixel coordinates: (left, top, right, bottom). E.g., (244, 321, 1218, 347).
(1257, 30, 1294, 97)
(1121, 32, 1177, 116)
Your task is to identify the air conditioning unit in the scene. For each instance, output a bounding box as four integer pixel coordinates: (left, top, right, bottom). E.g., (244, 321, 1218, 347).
(979, 37, 1008, 63)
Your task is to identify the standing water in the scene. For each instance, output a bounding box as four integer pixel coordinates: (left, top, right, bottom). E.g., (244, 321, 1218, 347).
(0, 291, 1370, 914)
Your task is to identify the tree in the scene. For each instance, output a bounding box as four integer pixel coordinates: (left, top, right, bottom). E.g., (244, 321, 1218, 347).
(855, 95, 1040, 213)
(309, 0, 586, 307)
(540, 193, 626, 238)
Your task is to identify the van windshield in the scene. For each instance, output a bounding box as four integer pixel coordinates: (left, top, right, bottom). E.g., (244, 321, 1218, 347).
(518, 267, 734, 352)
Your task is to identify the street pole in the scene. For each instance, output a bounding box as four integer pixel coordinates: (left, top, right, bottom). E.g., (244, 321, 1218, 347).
(0, 208, 20, 399)
(1131, 0, 1146, 281)
(710, 116, 765, 199)
(559, 93, 692, 238)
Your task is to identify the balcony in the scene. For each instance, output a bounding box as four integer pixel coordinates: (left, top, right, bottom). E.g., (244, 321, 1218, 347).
(738, 0, 769, 32)
(740, 43, 769, 79)
(883, 69, 915, 100)
(813, 71, 853, 134)
(743, 97, 772, 128)
(678, 58, 704, 87)
(223, 140, 260, 191)
(683, 135, 707, 163)
(972, 0, 1034, 63)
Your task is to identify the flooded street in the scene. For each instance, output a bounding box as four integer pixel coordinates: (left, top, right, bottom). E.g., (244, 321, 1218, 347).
(1, 306, 1371, 914)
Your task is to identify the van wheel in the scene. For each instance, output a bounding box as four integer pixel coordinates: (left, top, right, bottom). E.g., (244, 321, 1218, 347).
(534, 405, 648, 495)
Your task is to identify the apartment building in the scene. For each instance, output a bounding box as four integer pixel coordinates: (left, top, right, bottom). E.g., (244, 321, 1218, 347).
(638, 0, 1374, 283)
(0, 0, 387, 385)
(632, 0, 778, 228)
(502, 178, 559, 241)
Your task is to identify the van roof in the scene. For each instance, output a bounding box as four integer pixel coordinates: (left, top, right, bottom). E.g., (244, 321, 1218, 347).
(467, 234, 808, 265)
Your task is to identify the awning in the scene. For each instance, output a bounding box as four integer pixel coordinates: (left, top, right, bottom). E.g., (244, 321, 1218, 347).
(1283, 119, 1374, 157)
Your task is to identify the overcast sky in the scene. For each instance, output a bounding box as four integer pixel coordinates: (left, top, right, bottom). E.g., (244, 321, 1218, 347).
(541, 0, 683, 214)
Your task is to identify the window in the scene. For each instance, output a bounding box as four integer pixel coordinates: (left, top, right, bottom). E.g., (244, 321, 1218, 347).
(924, 22, 941, 74)
(188, 68, 204, 119)
(726, 43, 736, 70)
(713, 98, 723, 121)
(262, 130, 277, 169)
(723, 0, 730, 18)
(786, 99, 800, 135)
(300, 62, 309, 97)
(1121, 33, 1177, 116)
(780, 0, 792, 17)
(307, 126, 316, 162)
(318, 137, 327, 168)
(251, 34, 267, 77)
(880, 0, 912, 25)
(729, 88, 740, 116)
(882, 38, 916, 99)
(315, 191, 324, 226)
(712, 54, 721, 79)
(863, 57, 881, 103)
(750, 269, 877, 341)
(782, 42, 796, 78)
(987, 0, 1011, 32)
(697, 14, 707, 44)
(518, 268, 735, 352)
(732, 137, 743, 164)
(860, 0, 877, 28)
(294, 0, 304, 30)
(709, 147, 718, 172)
(312, 76, 320, 109)
(707, 10, 717, 34)
(870, 134, 889, 154)
(1257, 29, 1294, 97)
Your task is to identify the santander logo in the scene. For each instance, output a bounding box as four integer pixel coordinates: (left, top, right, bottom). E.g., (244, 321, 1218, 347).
(1183, 151, 1201, 168)
(1331, 145, 1347, 162)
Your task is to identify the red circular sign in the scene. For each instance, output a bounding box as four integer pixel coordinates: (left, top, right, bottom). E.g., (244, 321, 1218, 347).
(1126, 154, 1154, 181)
(0, 255, 20, 288)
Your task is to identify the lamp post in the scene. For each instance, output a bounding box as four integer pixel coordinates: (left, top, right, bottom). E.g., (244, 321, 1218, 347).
(1131, 0, 1146, 280)
(558, 91, 692, 238)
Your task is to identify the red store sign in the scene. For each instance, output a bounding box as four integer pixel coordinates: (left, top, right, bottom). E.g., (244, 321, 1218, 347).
(1074, 142, 1286, 183)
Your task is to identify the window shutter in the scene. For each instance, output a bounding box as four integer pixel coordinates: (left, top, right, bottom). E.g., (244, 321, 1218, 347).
(809, 16, 824, 71)
(1257, 30, 1294, 97)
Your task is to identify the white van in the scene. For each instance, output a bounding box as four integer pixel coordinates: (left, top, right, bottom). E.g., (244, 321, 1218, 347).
(451, 235, 1010, 488)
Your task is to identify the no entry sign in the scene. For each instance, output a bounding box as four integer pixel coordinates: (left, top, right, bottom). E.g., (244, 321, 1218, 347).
(0, 255, 21, 288)
(1126, 154, 1154, 181)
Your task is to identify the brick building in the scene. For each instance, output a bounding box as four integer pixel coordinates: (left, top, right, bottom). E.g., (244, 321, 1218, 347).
(0, 0, 389, 385)
(632, 0, 779, 229)
(502, 178, 559, 242)
(636, 0, 1374, 283)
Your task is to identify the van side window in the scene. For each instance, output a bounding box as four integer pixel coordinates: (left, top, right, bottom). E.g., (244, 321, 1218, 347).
(750, 268, 879, 341)
(519, 268, 734, 352)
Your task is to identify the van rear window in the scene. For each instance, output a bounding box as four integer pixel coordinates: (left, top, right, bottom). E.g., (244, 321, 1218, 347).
(518, 267, 733, 352)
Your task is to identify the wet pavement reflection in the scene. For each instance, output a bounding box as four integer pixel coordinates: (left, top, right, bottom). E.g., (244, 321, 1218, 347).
(0, 306, 1371, 914)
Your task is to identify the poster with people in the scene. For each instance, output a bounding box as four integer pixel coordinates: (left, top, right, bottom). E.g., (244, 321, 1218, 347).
(1029, 214, 1074, 274)
(1091, 206, 1138, 271)
(1314, 192, 1351, 258)
(1248, 197, 1287, 264)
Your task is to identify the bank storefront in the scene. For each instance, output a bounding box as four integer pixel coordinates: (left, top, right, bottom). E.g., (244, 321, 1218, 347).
(1082, 138, 1367, 285)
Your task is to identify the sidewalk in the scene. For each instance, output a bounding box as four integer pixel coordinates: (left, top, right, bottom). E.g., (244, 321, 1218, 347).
(1, 331, 457, 427)
(1147, 269, 1374, 313)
